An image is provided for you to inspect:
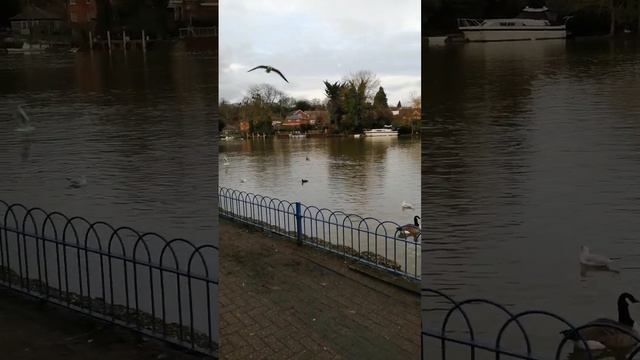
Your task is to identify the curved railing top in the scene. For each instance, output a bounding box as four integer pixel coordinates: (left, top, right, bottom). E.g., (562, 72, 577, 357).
(218, 186, 414, 231)
(422, 288, 640, 360)
(0, 200, 218, 280)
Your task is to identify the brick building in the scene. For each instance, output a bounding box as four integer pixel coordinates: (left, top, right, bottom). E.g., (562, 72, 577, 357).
(69, 0, 97, 24)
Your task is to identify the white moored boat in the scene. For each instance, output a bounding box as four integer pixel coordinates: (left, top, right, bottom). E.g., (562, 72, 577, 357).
(6, 42, 49, 54)
(458, 6, 567, 42)
(289, 131, 306, 139)
(363, 125, 398, 137)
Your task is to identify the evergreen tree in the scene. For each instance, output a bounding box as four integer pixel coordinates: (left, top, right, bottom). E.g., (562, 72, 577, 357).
(373, 87, 393, 127)
(324, 80, 345, 128)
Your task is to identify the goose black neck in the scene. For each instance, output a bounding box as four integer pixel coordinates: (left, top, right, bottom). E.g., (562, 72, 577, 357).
(618, 297, 634, 326)
(414, 216, 420, 226)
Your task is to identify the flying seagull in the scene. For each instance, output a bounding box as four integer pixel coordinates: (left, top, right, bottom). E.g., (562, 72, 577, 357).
(247, 65, 289, 83)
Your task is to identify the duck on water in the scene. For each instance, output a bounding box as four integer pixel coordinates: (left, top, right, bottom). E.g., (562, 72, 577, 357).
(561, 293, 640, 352)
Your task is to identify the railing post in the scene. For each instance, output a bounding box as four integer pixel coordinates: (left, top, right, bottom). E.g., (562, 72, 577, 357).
(295, 202, 302, 245)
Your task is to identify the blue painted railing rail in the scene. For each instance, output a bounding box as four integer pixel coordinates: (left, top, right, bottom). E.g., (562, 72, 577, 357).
(218, 187, 421, 281)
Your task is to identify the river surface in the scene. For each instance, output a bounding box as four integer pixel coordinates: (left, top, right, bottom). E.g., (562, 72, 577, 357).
(219, 136, 421, 225)
(422, 38, 640, 358)
(0, 47, 219, 342)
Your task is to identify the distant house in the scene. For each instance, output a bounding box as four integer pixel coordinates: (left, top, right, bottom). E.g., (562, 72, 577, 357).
(10, 5, 64, 36)
(69, 0, 97, 25)
(282, 110, 314, 128)
(390, 107, 420, 127)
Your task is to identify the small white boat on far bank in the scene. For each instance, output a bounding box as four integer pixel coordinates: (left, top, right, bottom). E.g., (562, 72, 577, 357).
(363, 125, 398, 137)
(6, 42, 49, 54)
(289, 131, 306, 139)
(458, 6, 568, 42)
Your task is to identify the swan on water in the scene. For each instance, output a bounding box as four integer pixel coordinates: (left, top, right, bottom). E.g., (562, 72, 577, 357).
(401, 201, 414, 209)
(580, 246, 614, 267)
(397, 216, 421, 240)
(561, 292, 640, 351)
(66, 175, 87, 189)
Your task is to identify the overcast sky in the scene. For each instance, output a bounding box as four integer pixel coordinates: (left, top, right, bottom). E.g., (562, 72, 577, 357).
(219, 0, 421, 105)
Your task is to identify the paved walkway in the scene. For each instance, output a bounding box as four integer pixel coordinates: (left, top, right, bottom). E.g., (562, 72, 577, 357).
(0, 287, 206, 360)
(219, 219, 420, 359)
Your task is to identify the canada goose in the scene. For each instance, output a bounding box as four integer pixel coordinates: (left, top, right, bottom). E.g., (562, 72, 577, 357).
(306, 155, 310, 161)
(561, 292, 640, 351)
(240, 178, 247, 183)
(66, 175, 87, 189)
(301, 179, 309, 184)
(397, 216, 420, 240)
(223, 155, 230, 166)
(401, 201, 414, 210)
(580, 246, 613, 267)
(247, 65, 289, 83)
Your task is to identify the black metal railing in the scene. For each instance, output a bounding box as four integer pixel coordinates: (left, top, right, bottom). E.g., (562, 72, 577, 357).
(218, 187, 421, 280)
(179, 26, 218, 39)
(422, 288, 640, 359)
(0, 200, 218, 357)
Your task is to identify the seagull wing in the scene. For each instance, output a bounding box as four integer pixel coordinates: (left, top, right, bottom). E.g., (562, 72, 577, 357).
(270, 67, 289, 83)
(247, 65, 267, 73)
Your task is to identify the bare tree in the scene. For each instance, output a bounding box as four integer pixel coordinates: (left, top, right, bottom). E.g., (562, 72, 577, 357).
(244, 83, 287, 105)
(342, 70, 381, 102)
(410, 93, 421, 109)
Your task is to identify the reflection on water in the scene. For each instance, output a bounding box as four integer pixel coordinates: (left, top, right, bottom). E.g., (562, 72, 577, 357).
(219, 136, 421, 224)
(0, 49, 217, 242)
(422, 38, 640, 357)
(0, 49, 219, 339)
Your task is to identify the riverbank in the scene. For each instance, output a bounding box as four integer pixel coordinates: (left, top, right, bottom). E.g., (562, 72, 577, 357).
(221, 133, 421, 141)
(0, 286, 207, 359)
(219, 218, 420, 359)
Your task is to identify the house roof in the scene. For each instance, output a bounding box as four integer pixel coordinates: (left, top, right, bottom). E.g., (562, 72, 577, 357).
(10, 5, 62, 21)
(285, 110, 310, 120)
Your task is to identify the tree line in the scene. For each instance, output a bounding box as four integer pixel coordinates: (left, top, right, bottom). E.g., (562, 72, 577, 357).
(324, 70, 395, 133)
(219, 71, 420, 135)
